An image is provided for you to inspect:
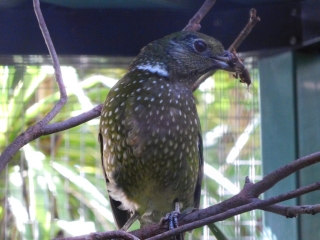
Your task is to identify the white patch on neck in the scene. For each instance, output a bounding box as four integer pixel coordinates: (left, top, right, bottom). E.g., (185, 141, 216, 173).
(136, 63, 169, 77)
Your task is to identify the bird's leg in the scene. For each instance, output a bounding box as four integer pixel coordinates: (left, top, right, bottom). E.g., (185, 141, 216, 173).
(121, 212, 140, 231)
(163, 200, 181, 230)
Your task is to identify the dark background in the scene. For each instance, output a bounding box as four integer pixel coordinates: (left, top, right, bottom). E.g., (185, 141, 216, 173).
(1, 0, 319, 56)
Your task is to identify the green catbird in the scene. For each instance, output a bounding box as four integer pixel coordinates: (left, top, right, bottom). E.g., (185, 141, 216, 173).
(99, 31, 236, 239)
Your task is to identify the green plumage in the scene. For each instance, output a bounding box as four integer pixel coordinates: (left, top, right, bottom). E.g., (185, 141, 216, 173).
(99, 31, 234, 236)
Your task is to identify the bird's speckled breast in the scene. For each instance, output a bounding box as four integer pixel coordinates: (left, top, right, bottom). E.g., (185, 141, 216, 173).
(100, 70, 201, 220)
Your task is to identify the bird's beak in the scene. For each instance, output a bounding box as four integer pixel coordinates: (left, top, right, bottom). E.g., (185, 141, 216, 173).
(211, 50, 241, 72)
(211, 50, 251, 87)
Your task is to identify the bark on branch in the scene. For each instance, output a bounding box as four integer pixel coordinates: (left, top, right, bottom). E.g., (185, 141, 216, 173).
(56, 230, 139, 240)
(183, 0, 217, 31)
(55, 151, 320, 239)
(0, 0, 68, 171)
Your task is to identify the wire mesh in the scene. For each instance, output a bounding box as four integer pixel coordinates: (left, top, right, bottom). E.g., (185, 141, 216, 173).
(0, 54, 262, 239)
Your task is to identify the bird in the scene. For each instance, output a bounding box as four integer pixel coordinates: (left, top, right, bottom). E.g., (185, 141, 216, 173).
(99, 31, 236, 238)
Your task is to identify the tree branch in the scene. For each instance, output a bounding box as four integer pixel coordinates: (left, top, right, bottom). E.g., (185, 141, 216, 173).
(33, 0, 67, 123)
(55, 151, 320, 240)
(251, 151, 320, 196)
(143, 176, 320, 239)
(228, 8, 261, 52)
(262, 204, 320, 218)
(0, 0, 68, 172)
(42, 104, 103, 135)
(56, 230, 140, 240)
(183, 0, 216, 31)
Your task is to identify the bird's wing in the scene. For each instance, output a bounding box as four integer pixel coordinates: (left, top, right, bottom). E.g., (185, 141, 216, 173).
(98, 132, 130, 229)
(194, 132, 204, 209)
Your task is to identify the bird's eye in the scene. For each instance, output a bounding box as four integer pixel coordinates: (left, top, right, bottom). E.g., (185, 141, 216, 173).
(194, 40, 207, 53)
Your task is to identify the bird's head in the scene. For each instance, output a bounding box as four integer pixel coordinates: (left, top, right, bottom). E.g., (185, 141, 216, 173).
(130, 31, 236, 86)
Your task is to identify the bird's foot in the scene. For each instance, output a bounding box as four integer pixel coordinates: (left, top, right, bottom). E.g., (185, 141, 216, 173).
(161, 200, 182, 230)
(163, 210, 180, 230)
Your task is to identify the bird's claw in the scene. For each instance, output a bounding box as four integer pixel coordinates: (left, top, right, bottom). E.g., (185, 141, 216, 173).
(164, 210, 180, 230)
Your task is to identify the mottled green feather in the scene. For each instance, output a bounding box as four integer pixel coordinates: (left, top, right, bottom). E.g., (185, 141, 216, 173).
(99, 31, 233, 239)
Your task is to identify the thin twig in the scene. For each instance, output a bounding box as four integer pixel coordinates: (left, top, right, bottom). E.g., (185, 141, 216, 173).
(42, 104, 103, 135)
(251, 151, 320, 196)
(0, 102, 102, 172)
(192, 70, 216, 92)
(183, 0, 216, 31)
(262, 204, 320, 218)
(228, 8, 261, 52)
(33, 0, 67, 123)
(0, 0, 68, 172)
(56, 230, 139, 240)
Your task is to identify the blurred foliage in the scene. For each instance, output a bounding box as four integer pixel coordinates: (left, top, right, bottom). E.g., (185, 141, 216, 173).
(0, 57, 263, 240)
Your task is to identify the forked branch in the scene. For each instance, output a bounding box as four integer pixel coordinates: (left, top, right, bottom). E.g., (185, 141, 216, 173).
(56, 151, 320, 240)
(0, 0, 68, 172)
